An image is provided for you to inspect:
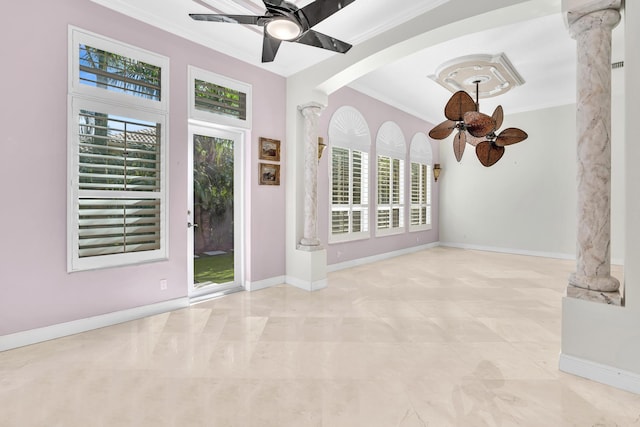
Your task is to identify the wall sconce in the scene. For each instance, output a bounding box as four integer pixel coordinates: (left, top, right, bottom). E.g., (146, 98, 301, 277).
(318, 137, 327, 161)
(433, 163, 441, 182)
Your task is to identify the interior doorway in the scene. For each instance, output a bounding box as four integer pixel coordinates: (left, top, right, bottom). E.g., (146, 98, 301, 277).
(188, 124, 244, 298)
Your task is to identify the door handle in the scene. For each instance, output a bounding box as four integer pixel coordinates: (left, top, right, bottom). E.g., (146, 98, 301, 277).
(187, 222, 198, 228)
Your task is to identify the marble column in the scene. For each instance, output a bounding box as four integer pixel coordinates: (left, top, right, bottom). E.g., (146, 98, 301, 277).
(567, 4, 621, 303)
(298, 102, 324, 248)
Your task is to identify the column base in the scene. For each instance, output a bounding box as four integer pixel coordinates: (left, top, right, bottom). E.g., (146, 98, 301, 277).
(566, 285, 623, 306)
(299, 238, 321, 248)
(568, 272, 620, 292)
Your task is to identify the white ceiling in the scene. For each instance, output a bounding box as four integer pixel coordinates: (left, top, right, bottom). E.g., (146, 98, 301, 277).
(90, 0, 626, 123)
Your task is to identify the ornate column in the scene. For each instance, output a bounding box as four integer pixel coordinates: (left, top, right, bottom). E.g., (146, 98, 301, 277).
(298, 102, 324, 248)
(566, 2, 621, 304)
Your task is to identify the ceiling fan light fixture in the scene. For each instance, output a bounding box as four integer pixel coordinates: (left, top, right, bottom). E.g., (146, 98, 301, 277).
(265, 18, 302, 41)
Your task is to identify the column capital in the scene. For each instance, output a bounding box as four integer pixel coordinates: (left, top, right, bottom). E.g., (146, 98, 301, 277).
(568, 8, 620, 39)
(563, 0, 621, 27)
(298, 102, 325, 116)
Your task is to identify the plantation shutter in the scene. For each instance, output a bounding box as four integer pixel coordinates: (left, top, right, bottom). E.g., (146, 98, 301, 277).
(377, 156, 391, 229)
(425, 165, 432, 225)
(410, 163, 431, 227)
(76, 110, 162, 258)
(409, 132, 433, 231)
(331, 148, 369, 235)
(353, 151, 368, 233)
(78, 198, 160, 257)
(411, 163, 421, 225)
(332, 147, 350, 234)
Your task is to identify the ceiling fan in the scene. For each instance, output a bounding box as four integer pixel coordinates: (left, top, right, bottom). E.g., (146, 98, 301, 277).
(189, 0, 356, 63)
(428, 81, 528, 167)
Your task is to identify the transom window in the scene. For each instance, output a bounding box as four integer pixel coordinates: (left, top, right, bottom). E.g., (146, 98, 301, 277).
(188, 66, 252, 129)
(78, 44, 161, 101)
(68, 27, 168, 272)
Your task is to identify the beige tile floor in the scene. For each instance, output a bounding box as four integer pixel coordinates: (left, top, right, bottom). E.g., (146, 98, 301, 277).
(1, 247, 639, 426)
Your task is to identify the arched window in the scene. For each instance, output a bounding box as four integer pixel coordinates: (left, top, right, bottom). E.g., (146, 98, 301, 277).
(376, 121, 406, 235)
(328, 106, 371, 242)
(409, 132, 433, 231)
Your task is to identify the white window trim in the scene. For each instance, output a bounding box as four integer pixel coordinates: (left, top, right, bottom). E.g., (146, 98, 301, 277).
(69, 26, 169, 112)
(67, 27, 169, 272)
(188, 66, 252, 129)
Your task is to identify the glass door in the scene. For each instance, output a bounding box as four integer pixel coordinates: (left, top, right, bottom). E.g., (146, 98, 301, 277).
(188, 125, 243, 298)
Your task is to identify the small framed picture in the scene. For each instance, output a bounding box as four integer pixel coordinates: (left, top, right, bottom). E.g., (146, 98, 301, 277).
(259, 163, 280, 186)
(259, 137, 281, 162)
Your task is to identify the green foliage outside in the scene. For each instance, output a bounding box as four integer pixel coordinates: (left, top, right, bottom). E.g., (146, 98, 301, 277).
(193, 136, 234, 219)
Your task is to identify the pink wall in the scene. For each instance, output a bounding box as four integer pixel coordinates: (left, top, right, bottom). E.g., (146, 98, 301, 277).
(0, 0, 286, 335)
(318, 87, 440, 265)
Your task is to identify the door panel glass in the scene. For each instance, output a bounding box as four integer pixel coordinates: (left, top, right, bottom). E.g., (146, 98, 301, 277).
(193, 134, 234, 289)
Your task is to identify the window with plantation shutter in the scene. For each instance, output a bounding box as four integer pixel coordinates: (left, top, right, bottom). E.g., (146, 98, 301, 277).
(328, 106, 371, 242)
(409, 132, 433, 232)
(189, 67, 252, 129)
(68, 27, 168, 271)
(375, 121, 406, 236)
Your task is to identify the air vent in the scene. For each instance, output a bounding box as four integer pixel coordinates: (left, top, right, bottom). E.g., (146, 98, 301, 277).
(612, 61, 624, 69)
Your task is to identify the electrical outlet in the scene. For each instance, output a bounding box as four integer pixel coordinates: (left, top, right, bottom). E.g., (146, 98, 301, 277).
(160, 279, 167, 290)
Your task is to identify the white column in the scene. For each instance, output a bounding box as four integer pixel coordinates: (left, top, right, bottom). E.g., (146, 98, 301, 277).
(566, 4, 621, 302)
(298, 102, 324, 248)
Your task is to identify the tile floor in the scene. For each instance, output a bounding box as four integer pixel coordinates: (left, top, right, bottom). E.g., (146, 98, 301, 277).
(1, 247, 639, 426)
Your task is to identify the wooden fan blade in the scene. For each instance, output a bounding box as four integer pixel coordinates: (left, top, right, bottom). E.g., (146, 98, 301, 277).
(466, 133, 484, 147)
(495, 127, 528, 146)
(453, 130, 466, 162)
(463, 111, 496, 138)
(444, 91, 476, 121)
(492, 105, 504, 130)
(475, 141, 505, 167)
(428, 120, 456, 140)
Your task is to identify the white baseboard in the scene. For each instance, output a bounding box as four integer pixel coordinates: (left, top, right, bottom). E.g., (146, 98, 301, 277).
(439, 242, 576, 261)
(286, 276, 328, 292)
(328, 242, 439, 272)
(559, 353, 640, 395)
(246, 275, 285, 292)
(440, 242, 626, 266)
(0, 297, 190, 352)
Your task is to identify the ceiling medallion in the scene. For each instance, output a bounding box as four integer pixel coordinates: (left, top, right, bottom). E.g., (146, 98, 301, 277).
(428, 53, 525, 98)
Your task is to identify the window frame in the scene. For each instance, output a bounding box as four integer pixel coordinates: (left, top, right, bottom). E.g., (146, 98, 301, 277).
(375, 121, 406, 237)
(409, 132, 433, 232)
(67, 27, 169, 272)
(327, 106, 371, 244)
(69, 26, 169, 112)
(329, 146, 370, 242)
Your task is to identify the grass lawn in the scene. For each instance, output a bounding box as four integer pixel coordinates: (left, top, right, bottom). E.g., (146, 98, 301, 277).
(194, 252, 234, 285)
